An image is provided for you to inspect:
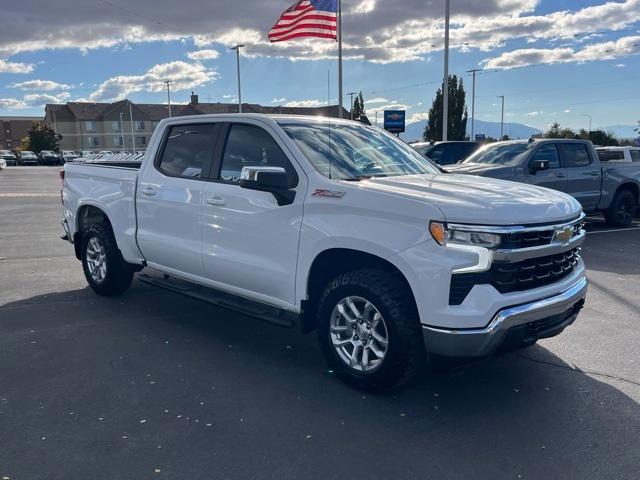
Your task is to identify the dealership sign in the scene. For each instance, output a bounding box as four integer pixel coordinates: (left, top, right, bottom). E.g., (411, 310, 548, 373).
(384, 110, 406, 133)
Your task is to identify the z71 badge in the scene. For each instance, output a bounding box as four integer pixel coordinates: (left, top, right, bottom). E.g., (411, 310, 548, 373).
(312, 189, 346, 199)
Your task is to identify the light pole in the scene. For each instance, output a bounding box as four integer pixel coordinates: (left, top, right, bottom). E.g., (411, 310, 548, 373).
(164, 81, 172, 118)
(442, 0, 451, 141)
(129, 101, 136, 154)
(580, 113, 592, 133)
(119, 112, 125, 152)
(231, 44, 246, 113)
(467, 69, 480, 140)
(347, 91, 357, 119)
(497, 95, 505, 139)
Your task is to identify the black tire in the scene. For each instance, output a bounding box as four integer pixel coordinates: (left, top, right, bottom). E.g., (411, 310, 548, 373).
(317, 269, 425, 392)
(81, 224, 134, 296)
(604, 190, 637, 227)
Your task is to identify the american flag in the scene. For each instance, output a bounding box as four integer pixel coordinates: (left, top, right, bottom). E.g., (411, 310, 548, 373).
(269, 0, 338, 43)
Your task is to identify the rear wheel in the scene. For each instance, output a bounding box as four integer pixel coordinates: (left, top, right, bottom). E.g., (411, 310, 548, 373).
(604, 190, 637, 227)
(317, 269, 424, 392)
(81, 224, 133, 296)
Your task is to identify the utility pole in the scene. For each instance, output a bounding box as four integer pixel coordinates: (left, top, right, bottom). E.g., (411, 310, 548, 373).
(119, 112, 125, 152)
(129, 101, 136, 154)
(580, 113, 592, 133)
(467, 69, 480, 141)
(347, 91, 357, 119)
(497, 95, 505, 139)
(442, 0, 451, 141)
(164, 80, 172, 118)
(231, 44, 246, 113)
(337, 0, 343, 118)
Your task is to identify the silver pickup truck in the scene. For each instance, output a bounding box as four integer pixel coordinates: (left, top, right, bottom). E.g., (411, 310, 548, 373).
(447, 138, 640, 226)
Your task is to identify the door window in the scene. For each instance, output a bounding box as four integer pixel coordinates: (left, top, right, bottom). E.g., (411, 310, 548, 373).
(531, 144, 560, 168)
(218, 124, 295, 184)
(425, 145, 444, 164)
(559, 143, 591, 167)
(157, 124, 217, 179)
(630, 150, 640, 162)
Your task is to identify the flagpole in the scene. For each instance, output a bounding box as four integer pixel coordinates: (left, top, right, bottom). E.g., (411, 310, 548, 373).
(337, 0, 343, 119)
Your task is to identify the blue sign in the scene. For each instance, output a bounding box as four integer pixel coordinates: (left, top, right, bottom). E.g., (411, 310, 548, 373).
(475, 134, 486, 141)
(384, 110, 405, 133)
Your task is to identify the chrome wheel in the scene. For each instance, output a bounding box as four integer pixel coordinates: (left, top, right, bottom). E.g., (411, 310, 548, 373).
(85, 236, 107, 283)
(329, 296, 389, 373)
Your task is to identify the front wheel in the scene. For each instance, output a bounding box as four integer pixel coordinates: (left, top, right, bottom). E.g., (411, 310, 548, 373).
(604, 190, 637, 227)
(317, 269, 424, 392)
(81, 224, 133, 296)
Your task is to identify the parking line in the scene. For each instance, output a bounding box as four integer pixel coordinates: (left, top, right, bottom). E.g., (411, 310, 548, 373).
(0, 193, 59, 197)
(586, 227, 640, 234)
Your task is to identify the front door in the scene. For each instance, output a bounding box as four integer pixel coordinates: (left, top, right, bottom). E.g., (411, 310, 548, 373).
(136, 123, 219, 275)
(558, 142, 602, 211)
(526, 143, 568, 192)
(201, 122, 305, 309)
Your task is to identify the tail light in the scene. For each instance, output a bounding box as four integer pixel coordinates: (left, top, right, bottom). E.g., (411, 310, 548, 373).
(59, 169, 65, 204)
(59, 169, 65, 181)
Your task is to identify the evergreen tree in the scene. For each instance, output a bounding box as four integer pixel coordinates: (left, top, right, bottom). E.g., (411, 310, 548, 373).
(351, 91, 365, 119)
(423, 75, 468, 141)
(25, 121, 61, 153)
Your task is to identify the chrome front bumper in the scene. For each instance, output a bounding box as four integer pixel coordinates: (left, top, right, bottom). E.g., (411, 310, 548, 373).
(423, 277, 588, 357)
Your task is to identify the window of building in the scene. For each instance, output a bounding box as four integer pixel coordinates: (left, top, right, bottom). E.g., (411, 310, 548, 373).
(112, 121, 121, 132)
(88, 136, 100, 147)
(157, 124, 217, 179)
(136, 121, 145, 130)
(85, 121, 97, 132)
(113, 136, 123, 147)
(152, 121, 160, 130)
(219, 124, 294, 184)
(136, 136, 147, 146)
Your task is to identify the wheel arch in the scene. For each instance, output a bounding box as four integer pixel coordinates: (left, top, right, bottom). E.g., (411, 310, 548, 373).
(301, 248, 418, 333)
(74, 203, 114, 260)
(615, 182, 640, 203)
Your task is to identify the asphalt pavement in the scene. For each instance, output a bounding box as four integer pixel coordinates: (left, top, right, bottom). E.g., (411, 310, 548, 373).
(1, 166, 639, 480)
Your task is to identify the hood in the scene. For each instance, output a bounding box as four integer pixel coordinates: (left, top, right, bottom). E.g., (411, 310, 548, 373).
(444, 162, 512, 176)
(359, 174, 582, 225)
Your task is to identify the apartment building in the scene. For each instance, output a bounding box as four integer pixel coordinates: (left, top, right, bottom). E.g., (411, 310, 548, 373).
(0, 116, 42, 150)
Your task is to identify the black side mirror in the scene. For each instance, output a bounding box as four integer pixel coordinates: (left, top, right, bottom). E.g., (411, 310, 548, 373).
(239, 166, 295, 206)
(530, 159, 550, 173)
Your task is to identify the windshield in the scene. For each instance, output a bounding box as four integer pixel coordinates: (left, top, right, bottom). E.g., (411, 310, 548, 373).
(280, 121, 439, 180)
(0, 150, 13, 155)
(463, 143, 532, 165)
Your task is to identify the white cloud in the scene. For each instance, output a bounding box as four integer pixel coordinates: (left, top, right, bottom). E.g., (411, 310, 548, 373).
(407, 112, 429, 124)
(365, 97, 389, 105)
(0, 92, 70, 109)
(525, 111, 544, 117)
(187, 49, 220, 61)
(614, 63, 627, 68)
(284, 99, 326, 108)
(271, 97, 286, 104)
(563, 109, 572, 113)
(9, 79, 72, 91)
(88, 61, 217, 102)
(481, 35, 640, 69)
(0, 58, 34, 73)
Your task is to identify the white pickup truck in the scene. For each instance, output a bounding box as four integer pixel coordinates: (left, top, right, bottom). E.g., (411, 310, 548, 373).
(61, 114, 588, 391)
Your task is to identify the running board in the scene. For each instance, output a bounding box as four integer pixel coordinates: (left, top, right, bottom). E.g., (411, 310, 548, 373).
(138, 271, 297, 329)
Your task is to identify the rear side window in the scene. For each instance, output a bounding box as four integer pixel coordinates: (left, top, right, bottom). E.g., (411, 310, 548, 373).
(531, 144, 561, 168)
(560, 144, 591, 167)
(425, 145, 444, 164)
(630, 150, 640, 162)
(157, 124, 217, 178)
(218, 124, 295, 184)
(598, 150, 625, 162)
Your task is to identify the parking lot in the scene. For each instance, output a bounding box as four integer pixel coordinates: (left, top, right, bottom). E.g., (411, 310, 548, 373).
(1, 166, 639, 479)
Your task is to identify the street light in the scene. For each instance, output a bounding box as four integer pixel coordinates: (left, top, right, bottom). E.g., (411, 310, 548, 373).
(119, 112, 125, 152)
(442, 0, 451, 141)
(164, 80, 172, 118)
(466, 68, 481, 140)
(497, 95, 505, 139)
(231, 44, 246, 113)
(580, 113, 593, 133)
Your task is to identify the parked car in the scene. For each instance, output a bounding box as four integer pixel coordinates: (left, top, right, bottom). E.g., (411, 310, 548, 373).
(0, 149, 18, 166)
(61, 150, 79, 163)
(39, 150, 61, 165)
(61, 115, 588, 391)
(98, 150, 114, 155)
(80, 150, 95, 157)
(596, 146, 640, 163)
(0, 158, 6, 170)
(446, 139, 640, 227)
(412, 141, 479, 165)
(19, 151, 38, 165)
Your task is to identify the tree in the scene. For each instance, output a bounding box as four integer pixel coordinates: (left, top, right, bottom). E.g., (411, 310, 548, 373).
(424, 75, 468, 141)
(544, 122, 577, 139)
(25, 121, 61, 153)
(579, 129, 619, 146)
(351, 91, 365, 120)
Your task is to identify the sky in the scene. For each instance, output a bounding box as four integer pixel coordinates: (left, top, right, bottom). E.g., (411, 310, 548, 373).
(1, 0, 639, 134)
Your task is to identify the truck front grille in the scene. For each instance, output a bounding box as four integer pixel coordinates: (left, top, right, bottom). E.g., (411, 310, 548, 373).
(449, 248, 580, 305)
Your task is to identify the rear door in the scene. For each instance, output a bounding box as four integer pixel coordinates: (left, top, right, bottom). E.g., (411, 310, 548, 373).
(526, 143, 568, 192)
(559, 143, 601, 211)
(136, 123, 220, 275)
(200, 121, 305, 309)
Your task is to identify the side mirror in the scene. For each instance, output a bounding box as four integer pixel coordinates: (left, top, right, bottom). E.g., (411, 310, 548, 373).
(530, 159, 550, 173)
(239, 166, 295, 206)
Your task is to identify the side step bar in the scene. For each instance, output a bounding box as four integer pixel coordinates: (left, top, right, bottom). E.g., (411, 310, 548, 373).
(138, 271, 298, 329)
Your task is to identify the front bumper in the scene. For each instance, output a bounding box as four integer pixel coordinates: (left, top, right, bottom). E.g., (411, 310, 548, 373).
(422, 276, 588, 357)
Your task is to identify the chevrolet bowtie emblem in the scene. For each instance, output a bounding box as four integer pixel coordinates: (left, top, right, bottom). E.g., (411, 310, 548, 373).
(553, 226, 573, 244)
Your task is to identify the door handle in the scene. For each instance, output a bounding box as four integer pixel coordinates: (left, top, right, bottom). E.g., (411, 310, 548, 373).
(140, 186, 156, 196)
(206, 195, 226, 206)
(584, 171, 600, 177)
(554, 172, 567, 178)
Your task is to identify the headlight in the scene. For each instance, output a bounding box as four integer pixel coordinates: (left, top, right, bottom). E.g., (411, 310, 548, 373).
(429, 222, 501, 249)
